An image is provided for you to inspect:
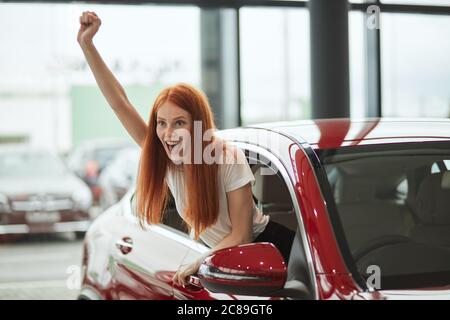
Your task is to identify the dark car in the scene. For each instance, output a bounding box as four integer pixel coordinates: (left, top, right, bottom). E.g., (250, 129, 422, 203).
(67, 139, 134, 204)
(79, 119, 450, 300)
(0, 147, 93, 240)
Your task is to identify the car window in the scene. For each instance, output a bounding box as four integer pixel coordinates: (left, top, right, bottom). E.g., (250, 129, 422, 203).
(245, 149, 315, 297)
(161, 194, 189, 235)
(319, 141, 450, 290)
(128, 191, 189, 237)
(445, 160, 450, 169)
(250, 162, 298, 232)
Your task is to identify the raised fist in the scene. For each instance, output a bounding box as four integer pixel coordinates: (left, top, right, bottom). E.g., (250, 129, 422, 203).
(77, 11, 101, 46)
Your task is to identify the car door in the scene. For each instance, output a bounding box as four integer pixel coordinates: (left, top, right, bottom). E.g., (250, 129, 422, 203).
(171, 241, 227, 300)
(172, 145, 304, 300)
(109, 192, 192, 299)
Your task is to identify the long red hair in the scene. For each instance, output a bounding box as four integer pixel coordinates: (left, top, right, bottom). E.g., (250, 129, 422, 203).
(136, 83, 221, 239)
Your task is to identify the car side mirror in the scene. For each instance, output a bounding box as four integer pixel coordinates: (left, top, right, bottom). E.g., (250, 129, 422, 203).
(197, 242, 287, 296)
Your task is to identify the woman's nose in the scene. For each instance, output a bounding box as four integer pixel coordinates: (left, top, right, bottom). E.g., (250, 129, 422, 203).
(165, 126, 175, 139)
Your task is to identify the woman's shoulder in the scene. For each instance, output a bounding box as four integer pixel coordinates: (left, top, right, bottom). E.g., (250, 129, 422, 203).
(217, 141, 255, 190)
(218, 141, 246, 166)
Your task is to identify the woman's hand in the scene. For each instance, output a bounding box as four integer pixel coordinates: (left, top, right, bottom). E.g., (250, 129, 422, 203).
(77, 11, 101, 47)
(172, 258, 204, 287)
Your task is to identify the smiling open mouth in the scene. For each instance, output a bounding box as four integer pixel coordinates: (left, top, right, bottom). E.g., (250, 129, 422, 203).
(165, 140, 182, 152)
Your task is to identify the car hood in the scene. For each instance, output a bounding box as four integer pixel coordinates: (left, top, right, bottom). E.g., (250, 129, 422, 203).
(0, 174, 87, 197)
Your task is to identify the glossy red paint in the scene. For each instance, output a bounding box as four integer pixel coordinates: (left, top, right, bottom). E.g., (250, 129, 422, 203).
(202, 242, 287, 287)
(316, 274, 369, 300)
(288, 143, 362, 299)
(315, 118, 351, 149)
(171, 249, 278, 300)
(80, 204, 184, 300)
(255, 118, 450, 149)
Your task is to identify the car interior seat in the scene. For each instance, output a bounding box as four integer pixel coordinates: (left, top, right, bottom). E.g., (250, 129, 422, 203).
(251, 163, 315, 298)
(334, 172, 414, 254)
(409, 171, 450, 247)
(251, 164, 297, 232)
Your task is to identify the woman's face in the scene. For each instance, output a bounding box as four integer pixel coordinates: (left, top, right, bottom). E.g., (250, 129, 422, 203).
(156, 101, 193, 164)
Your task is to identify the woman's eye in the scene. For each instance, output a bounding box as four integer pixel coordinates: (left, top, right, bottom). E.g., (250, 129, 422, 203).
(175, 120, 185, 126)
(157, 121, 166, 126)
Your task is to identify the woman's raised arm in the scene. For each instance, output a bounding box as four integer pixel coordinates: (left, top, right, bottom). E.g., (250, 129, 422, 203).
(78, 11, 147, 148)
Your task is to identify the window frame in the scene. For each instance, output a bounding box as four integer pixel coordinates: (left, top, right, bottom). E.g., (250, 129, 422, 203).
(232, 141, 319, 300)
(316, 140, 450, 290)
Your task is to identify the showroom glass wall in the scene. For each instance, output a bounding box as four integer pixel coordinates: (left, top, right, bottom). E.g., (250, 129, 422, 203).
(352, 0, 450, 118)
(0, 3, 200, 151)
(1, 0, 450, 150)
(240, 7, 310, 124)
(381, 13, 450, 117)
(239, 2, 368, 124)
(240, 0, 450, 123)
(349, 11, 366, 119)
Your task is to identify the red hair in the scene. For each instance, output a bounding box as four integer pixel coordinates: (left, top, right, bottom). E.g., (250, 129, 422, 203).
(136, 83, 221, 239)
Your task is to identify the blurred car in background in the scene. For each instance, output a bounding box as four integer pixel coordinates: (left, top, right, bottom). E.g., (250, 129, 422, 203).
(66, 139, 134, 204)
(0, 146, 92, 240)
(98, 146, 140, 210)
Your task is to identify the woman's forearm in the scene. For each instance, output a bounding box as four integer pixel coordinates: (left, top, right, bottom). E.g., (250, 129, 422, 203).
(80, 40, 130, 111)
(210, 232, 252, 254)
(78, 37, 147, 146)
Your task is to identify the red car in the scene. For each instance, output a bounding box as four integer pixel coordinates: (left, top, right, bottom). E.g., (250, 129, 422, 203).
(79, 119, 450, 300)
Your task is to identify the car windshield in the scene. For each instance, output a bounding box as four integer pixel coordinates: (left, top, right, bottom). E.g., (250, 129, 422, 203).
(318, 141, 450, 290)
(0, 151, 67, 177)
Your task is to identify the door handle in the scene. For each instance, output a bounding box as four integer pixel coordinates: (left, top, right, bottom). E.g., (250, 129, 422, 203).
(186, 275, 203, 290)
(115, 237, 133, 254)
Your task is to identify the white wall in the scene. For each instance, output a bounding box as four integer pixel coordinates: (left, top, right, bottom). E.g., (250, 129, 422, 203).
(0, 91, 71, 152)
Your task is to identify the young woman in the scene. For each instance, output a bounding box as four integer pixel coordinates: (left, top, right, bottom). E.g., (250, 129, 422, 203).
(77, 11, 295, 287)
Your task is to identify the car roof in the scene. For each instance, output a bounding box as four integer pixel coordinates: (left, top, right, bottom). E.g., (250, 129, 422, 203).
(248, 118, 450, 150)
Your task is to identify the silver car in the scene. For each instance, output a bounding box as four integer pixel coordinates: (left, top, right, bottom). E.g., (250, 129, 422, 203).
(0, 146, 93, 240)
(97, 146, 140, 210)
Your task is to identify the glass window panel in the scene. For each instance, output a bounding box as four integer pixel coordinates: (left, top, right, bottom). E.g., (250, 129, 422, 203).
(381, 13, 450, 117)
(0, 3, 200, 151)
(349, 11, 366, 119)
(381, 0, 450, 6)
(240, 8, 310, 125)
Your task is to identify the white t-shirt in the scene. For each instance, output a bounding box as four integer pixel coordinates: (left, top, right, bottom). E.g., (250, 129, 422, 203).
(165, 146, 269, 247)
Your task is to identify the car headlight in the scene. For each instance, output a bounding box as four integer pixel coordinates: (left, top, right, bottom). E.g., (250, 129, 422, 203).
(0, 193, 11, 213)
(72, 187, 93, 212)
